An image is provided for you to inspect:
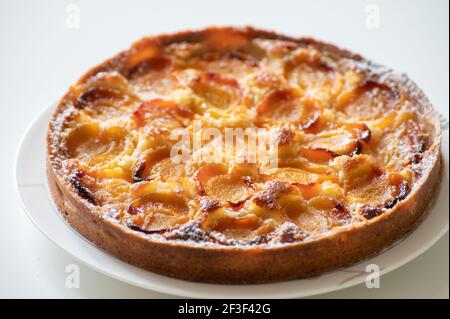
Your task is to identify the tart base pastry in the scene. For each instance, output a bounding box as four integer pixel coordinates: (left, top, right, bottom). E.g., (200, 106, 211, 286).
(47, 27, 442, 284)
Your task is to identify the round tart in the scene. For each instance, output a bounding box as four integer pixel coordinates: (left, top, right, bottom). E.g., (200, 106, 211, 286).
(47, 27, 442, 284)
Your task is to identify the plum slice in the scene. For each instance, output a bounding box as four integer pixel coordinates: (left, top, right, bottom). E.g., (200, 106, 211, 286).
(122, 39, 162, 71)
(127, 181, 190, 233)
(65, 123, 128, 164)
(133, 99, 193, 128)
(194, 164, 255, 207)
(193, 163, 228, 195)
(354, 172, 411, 220)
(76, 88, 126, 109)
(304, 132, 359, 157)
(292, 182, 322, 200)
(185, 50, 260, 79)
(203, 175, 254, 204)
(127, 56, 171, 79)
(199, 207, 265, 245)
(188, 72, 247, 109)
(302, 122, 371, 159)
(131, 148, 171, 183)
(284, 48, 337, 98)
(336, 81, 399, 120)
(299, 147, 337, 164)
(69, 170, 98, 206)
(255, 89, 320, 129)
(210, 215, 261, 233)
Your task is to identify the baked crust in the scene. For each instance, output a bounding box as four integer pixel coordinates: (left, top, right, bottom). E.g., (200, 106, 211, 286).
(47, 27, 442, 284)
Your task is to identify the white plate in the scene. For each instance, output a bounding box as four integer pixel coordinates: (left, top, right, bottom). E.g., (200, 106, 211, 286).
(15, 102, 449, 299)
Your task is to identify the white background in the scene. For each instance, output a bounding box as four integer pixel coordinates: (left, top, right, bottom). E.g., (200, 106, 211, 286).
(0, 0, 448, 298)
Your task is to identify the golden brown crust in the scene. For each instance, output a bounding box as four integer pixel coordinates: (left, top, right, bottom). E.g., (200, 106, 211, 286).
(47, 26, 442, 284)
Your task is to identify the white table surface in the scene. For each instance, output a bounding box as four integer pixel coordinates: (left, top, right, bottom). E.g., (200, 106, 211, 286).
(0, 0, 448, 298)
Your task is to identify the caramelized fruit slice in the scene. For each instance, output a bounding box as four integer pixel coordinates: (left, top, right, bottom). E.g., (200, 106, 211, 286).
(343, 122, 371, 142)
(263, 167, 335, 184)
(293, 181, 347, 226)
(127, 181, 189, 233)
(69, 170, 98, 206)
(76, 88, 127, 109)
(123, 39, 162, 71)
(294, 181, 344, 206)
(200, 208, 266, 244)
(74, 72, 139, 118)
(277, 190, 308, 219)
(127, 56, 181, 98)
(204, 175, 254, 204)
(189, 72, 246, 109)
(255, 89, 319, 129)
(65, 123, 128, 164)
(150, 158, 187, 182)
(301, 122, 372, 160)
(185, 51, 260, 79)
(200, 196, 291, 244)
(299, 147, 337, 164)
(194, 164, 228, 195)
(353, 171, 410, 220)
(133, 99, 193, 129)
(304, 131, 361, 156)
(336, 81, 399, 120)
(200, 208, 261, 232)
(284, 49, 337, 96)
(293, 183, 322, 200)
(294, 209, 330, 235)
(212, 214, 262, 232)
(337, 154, 383, 190)
(132, 148, 170, 183)
(382, 115, 429, 168)
(127, 56, 171, 79)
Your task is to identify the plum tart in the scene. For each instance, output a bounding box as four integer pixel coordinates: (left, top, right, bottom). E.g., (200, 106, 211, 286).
(47, 27, 442, 284)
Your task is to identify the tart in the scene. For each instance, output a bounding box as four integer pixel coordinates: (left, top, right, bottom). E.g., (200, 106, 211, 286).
(47, 27, 442, 284)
